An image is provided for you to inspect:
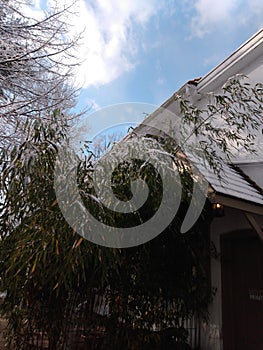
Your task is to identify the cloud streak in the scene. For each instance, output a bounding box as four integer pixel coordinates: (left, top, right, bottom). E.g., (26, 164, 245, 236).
(190, 0, 263, 37)
(24, 0, 163, 88)
(51, 0, 163, 88)
(26, 0, 263, 91)
(190, 0, 239, 37)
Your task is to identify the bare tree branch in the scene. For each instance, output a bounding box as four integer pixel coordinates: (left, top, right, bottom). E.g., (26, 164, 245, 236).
(0, 0, 82, 145)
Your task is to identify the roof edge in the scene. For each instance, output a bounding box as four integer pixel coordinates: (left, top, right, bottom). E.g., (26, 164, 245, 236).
(197, 28, 263, 92)
(210, 193, 263, 215)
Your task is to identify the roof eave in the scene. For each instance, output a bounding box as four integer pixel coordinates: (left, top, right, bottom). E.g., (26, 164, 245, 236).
(209, 192, 263, 215)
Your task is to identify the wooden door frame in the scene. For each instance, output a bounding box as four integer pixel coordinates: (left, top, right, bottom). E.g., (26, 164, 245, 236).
(220, 229, 261, 350)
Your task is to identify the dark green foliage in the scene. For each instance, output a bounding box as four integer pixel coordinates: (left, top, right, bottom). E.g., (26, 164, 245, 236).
(0, 116, 213, 349)
(0, 116, 121, 349)
(2, 76, 260, 348)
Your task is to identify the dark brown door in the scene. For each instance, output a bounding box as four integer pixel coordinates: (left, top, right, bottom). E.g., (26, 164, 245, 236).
(221, 233, 263, 350)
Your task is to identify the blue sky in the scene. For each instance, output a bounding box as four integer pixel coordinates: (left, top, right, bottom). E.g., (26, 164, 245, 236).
(30, 0, 263, 136)
(70, 0, 263, 108)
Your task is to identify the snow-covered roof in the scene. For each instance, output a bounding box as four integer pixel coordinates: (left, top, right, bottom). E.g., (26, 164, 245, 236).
(197, 162, 263, 207)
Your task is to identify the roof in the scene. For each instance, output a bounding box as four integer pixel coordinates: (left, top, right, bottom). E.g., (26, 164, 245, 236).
(183, 151, 263, 215)
(197, 162, 263, 207)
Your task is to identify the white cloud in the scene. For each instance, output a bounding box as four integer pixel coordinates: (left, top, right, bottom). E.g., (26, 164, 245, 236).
(239, 0, 263, 30)
(41, 0, 163, 88)
(21, 0, 43, 19)
(190, 0, 263, 38)
(22, 0, 163, 88)
(190, 0, 239, 37)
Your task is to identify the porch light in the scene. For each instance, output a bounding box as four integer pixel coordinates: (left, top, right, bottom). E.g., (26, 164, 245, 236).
(212, 203, 224, 217)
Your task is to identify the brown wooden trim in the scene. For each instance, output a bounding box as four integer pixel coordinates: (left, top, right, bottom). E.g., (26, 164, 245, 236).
(209, 193, 263, 215)
(244, 212, 263, 241)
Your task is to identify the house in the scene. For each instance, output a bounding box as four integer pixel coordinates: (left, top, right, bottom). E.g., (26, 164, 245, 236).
(129, 29, 263, 350)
